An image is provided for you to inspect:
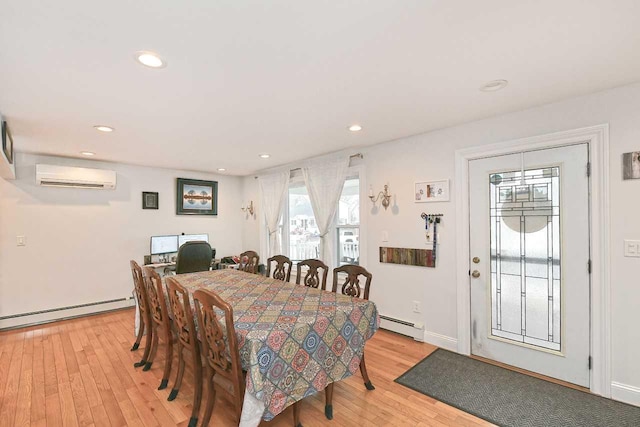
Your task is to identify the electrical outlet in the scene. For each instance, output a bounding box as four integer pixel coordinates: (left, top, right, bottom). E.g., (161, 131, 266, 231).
(16, 236, 26, 246)
(624, 240, 640, 257)
(412, 300, 421, 313)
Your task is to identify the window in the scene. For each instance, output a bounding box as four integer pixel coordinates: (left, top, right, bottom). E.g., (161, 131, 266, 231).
(337, 176, 360, 265)
(286, 181, 319, 262)
(279, 171, 361, 266)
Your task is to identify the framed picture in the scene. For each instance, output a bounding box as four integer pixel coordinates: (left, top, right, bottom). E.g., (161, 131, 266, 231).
(2, 121, 14, 165)
(176, 178, 218, 215)
(415, 179, 449, 202)
(623, 151, 640, 180)
(142, 192, 159, 209)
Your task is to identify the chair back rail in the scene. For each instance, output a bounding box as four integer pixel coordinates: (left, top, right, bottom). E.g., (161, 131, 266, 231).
(129, 260, 152, 356)
(165, 277, 198, 349)
(194, 288, 246, 422)
(296, 258, 328, 290)
(239, 250, 260, 274)
(266, 255, 292, 282)
(332, 264, 372, 300)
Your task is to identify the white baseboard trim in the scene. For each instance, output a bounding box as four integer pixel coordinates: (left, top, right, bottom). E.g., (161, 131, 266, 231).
(379, 317, 424, 341)
(0, 298, 135, 330)
(423, 330, 458, 352)
(611, 382, 640, 407)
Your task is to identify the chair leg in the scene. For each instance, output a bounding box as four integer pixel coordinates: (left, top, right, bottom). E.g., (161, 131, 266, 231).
(189, 347, 203, 427)
(143, 326, 159, 371)
(158, 324, 173, 390)
(168, 345, 186, 401)
(324, 382, 334, 420)
(134, 320, 152, 368)
(359, 352, 375, 390)
(293, 401, 302, 427)
(131, 315, 145, 351)
(200, 373, 216, 427)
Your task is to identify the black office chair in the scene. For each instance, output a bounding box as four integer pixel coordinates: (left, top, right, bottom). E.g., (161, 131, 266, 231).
(174, 241, 213, 274)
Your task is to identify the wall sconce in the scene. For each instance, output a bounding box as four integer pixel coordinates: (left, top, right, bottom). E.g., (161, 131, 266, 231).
(369, 184, 391, 210)
(241, 201, 254, 216)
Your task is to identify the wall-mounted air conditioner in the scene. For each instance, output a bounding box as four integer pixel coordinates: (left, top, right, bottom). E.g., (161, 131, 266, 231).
(35, 164, 116, 189)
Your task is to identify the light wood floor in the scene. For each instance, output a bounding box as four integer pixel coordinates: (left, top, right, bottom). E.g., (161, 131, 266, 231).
(0, 308, 494, 427)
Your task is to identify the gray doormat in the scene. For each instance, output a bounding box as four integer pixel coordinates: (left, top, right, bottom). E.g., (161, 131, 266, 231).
(395, 349, 640, 427)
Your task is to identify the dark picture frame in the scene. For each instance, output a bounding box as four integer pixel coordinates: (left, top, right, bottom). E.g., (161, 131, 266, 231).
(176, 178, 218, 215)
(2, 121, 14, 165)
(142, 192, 159, 209)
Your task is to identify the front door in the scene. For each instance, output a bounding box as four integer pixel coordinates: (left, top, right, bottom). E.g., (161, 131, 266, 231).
(469, 143, 590, 387)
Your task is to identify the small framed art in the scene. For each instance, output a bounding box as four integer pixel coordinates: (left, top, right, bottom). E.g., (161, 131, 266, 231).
(2, 121, 14, 164)
(142, 192, 159, 209)
(415, 179, 449, 202)
(176, 178, 218, 215)
(623, 151, 640, 180)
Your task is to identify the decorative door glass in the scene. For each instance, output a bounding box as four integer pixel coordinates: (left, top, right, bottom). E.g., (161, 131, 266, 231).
(489, 167, 561, 352)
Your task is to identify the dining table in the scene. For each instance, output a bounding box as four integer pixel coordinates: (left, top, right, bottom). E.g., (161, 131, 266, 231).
(166, 268, 380, 427)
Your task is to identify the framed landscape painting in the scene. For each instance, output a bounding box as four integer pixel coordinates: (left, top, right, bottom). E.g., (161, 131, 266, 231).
(176, 178, 218, 215)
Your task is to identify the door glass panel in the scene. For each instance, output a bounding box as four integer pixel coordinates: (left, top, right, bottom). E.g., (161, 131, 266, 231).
(489, 167, 561, 352)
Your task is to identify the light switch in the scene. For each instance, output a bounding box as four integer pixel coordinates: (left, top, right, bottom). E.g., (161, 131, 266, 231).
(624, 240, 640, 257)
(382, 231, 389, 242)
(17, 236, 26, 246)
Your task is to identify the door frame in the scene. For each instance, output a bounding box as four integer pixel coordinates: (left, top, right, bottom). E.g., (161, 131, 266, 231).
(454, 124, 610, 396)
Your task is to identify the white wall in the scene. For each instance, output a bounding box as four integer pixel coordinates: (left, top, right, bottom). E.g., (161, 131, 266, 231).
(243, 82, 640, 401)
(241, 175, 261, 253)
(0, 153, 244, 324)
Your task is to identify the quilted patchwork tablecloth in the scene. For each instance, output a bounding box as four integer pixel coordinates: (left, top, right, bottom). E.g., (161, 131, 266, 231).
(174, 269, 379, 421)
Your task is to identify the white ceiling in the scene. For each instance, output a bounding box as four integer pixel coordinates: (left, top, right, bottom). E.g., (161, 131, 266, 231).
(2, 1, 640, 175)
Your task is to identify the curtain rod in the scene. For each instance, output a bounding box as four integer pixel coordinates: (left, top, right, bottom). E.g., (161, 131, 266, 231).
(254, 153, 363, 179)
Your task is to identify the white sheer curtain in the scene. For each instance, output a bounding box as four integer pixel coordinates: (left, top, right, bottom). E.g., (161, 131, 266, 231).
(302, 157, 349, 269)
(258, 172, 290, 258)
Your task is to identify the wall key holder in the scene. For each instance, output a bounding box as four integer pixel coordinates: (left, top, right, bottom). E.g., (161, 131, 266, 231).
(421, 213, 443, 266)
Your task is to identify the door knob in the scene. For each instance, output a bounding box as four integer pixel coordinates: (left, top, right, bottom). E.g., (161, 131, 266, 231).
(472, 257, 480, 264)
(471, 270, 480, 278)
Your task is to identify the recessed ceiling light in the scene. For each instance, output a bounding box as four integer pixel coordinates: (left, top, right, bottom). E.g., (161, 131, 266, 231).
(217, 168, 226, 172)
(348, 124, 363, 132)
(81, 151, 95, 156)
(480, 79, 508, 92)
(259, 154, 271, 159)
(134, 51, 166, 69)
(94, 125, 114, 132)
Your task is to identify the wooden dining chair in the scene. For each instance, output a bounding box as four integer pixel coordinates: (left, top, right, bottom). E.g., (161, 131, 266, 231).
(130, 260, 152, 367)
(140, 267, 174, 390)
(193, 288, 302, 427)
(295, 259, 328, 290)
(266, 255, 292, 282)
(324, 264, 374, 420)
(164, 277, 202, 427)
(238, 250, 260, 274)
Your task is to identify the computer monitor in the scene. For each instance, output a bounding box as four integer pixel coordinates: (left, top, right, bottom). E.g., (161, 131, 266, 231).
(150, 235, 178, 255)
(178, 233, 209, 247)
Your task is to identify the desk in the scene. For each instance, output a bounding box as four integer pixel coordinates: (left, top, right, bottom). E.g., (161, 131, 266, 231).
(173, 269, 379, 425)
(144, 261, 175, 269)
(143, 258, 221, 270)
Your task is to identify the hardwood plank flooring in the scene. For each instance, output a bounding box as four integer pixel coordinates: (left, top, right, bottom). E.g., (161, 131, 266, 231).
(0, 309, 495, 426)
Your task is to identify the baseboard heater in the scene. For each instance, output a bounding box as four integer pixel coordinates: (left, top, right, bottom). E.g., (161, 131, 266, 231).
(0, 297, 134, 330)
(379, 314, 424, 342)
